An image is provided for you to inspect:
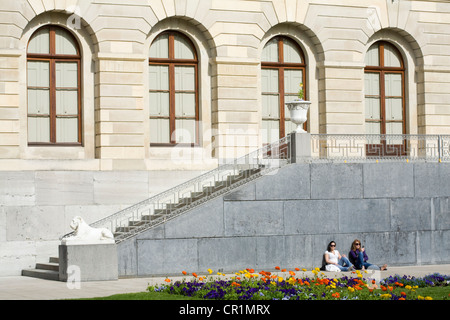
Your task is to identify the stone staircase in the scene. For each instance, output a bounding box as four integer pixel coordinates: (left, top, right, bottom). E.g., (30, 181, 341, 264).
(21, 136, 292, 280)
(112, 167, 264, 240)
(22, 257, 60, 281)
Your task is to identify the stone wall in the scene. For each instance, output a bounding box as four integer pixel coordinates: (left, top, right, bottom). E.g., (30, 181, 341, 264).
(0, 170, 204, 276)
(118, 162, 450, 276)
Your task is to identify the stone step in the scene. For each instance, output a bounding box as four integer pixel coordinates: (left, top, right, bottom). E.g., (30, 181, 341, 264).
(22, 268, 59, 281)
(49, 257, 59, 264)
(35, 262, 59, 272)
(22, 257, 60, 282)
(141, 213, 164, 222)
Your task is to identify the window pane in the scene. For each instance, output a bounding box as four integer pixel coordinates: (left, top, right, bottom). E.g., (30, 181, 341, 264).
(150, 118, 170, 143)
(261, 69, 278, 93)
(283, 38, 302, 63)
(284, 69, 303, 95)
(56, 90, 78, 115)
(262, 120, 279, 144)
(149, 33, 169, 58)
(262, 94, 279, 118)
(384, 43, 401, 67)
(56, 118, 78, 143)
(28, 61, 49, 87)
(28, 28, 50, 54)
(365, 97, 381, 120)
(149, 65, 169, 90)
(365, 72, 380, 120)
(365, 73, 379, 96)
(365, 43, 379, 66)
(262, 38, 278, 62)
(174, 34, 195, 60)
(175, 93, 196, 117)
(149, 92, 169, 117)
(385, 73, 402, 97)
(28, 117, 50, 143)
(28, 89, 50, 115)
(386, 98, 403, 120)
(175, 66, 195, 91)
(55, 28, 77, 55)
(175, 119, 196, 144)
(56, 62, 78, 88)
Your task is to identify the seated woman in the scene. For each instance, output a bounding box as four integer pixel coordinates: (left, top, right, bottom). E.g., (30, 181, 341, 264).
(324, 241, 354, 272)
(348, 239, 387, 271)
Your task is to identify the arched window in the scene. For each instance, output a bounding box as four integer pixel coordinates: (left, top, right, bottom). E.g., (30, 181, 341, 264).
(365, 41, 405, 155)
(27, 26, 81, 145)
(149, 31, 199, 146)
(261, 36, 306, 144)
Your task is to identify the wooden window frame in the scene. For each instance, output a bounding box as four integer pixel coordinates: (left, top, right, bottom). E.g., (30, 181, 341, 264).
(149, 31, 199, 147)
(262, 36, 307, 139)
(27, 26, 82, 146)
(365, 41, 406, 157)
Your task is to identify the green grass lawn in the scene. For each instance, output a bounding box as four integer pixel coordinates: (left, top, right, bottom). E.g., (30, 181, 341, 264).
(77, 291, 202, 300)
(415, 286, 450, 300)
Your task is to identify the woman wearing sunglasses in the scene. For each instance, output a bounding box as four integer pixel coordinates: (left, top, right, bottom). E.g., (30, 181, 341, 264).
(323, 241, 355, 272)
(348, 239, 387, 271)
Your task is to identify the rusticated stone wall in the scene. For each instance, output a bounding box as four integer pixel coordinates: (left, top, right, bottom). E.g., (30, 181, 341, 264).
(118, 162, 450, 276)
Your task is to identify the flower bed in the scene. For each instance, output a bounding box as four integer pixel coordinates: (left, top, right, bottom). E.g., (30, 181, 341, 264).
(148, 267, 450, 300)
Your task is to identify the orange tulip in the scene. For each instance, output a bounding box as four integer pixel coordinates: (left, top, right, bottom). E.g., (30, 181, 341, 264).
(182, 271, 187, 275)
(192, 272, 198, 278)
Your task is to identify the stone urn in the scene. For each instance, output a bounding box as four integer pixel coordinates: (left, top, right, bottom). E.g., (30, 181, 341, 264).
(285, 99, 311, 133)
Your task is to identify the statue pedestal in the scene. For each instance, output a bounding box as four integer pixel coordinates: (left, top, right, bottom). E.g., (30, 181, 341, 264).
(59, 243, 118, 282)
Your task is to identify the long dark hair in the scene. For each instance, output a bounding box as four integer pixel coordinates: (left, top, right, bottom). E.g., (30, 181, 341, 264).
(327, 241, 336, 252)
(350, 239, 361, 252)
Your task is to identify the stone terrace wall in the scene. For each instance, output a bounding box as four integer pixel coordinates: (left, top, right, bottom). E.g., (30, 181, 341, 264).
(0, 170, 204, 276)
(118, 162, 450, 277)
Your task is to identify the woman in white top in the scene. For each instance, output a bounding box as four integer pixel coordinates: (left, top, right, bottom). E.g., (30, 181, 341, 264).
(324, 241, 354, 272)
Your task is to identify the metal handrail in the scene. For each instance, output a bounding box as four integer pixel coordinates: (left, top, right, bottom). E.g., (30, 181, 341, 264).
(88, 135, 292, 243)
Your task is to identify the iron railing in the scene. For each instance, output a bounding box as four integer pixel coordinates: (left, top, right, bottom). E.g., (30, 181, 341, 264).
(310, 134, 450, 162)
(88, 135, 292, 243)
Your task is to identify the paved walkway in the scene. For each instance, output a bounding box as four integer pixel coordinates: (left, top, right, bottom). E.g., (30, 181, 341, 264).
(1, 264, 450, 300)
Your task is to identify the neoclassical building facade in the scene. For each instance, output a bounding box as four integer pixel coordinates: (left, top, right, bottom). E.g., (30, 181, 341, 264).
(1, 0, 450, 168)
(1, 0, 450, 275)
